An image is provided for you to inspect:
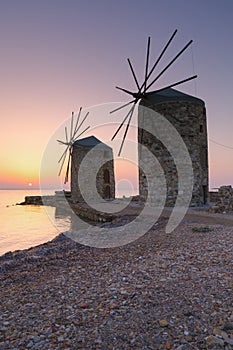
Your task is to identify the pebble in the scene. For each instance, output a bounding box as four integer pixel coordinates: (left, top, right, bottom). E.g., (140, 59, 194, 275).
(213, 327, 228, 339)
(205, 335, 224, 346)
(159, 319, 169, 327)
(223, 322, 233, 331)
(26, 341, 34, 348)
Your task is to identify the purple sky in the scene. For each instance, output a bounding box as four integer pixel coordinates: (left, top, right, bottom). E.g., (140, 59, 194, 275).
(0, 0, 233, 189)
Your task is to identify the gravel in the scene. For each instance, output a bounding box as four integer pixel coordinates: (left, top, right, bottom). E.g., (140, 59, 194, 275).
(0, 214, 232, 349)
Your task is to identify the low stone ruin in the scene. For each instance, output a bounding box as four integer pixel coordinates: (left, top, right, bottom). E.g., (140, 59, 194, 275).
(209, 185, 233, 213)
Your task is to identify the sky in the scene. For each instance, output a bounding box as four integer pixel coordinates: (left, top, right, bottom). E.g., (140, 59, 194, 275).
(0, 0, 233, 191)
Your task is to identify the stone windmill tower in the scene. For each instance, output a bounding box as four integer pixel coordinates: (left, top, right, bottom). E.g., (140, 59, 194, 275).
(138, 88, 208, 206)
(71, 136, 115, 203)
(111, 30, 209, 207)
(57, 109, 115, 203)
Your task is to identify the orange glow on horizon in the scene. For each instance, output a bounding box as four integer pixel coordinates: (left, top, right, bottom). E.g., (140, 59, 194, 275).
(0, 168, 39, 189)
(0, 104, 232, 190)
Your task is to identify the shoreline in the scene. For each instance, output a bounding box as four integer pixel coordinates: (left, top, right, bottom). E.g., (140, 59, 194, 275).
(1, 207, 233, 348)
(0, 214, 233, 348)
(1, 204, 233, 258)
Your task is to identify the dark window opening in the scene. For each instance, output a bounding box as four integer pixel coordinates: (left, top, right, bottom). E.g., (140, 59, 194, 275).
(202, 185, 208, 205)
(104, 169, 110, 183)
(104, 185, 111, 199)
(201, 147, 208, 168)
(200, 125, 203, 133)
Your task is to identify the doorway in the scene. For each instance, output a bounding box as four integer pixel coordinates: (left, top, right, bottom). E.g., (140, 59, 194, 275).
(202, 185, 208, 205)
(104, 185, 111, 199)
(104, 169, 110, 183)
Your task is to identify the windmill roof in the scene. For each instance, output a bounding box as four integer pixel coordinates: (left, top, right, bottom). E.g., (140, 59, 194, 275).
(141, 88, 204, 106)
(73, 136, 111, 149)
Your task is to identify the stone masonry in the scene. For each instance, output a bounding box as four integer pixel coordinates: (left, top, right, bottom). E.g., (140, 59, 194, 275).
(138, 88, 209, 207)
(209, 185, 233, 213)
(71, 136, 115, 203)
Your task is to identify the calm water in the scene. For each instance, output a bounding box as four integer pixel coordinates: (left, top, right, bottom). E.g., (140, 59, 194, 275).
(0, 190, 59, 256)
(0, 188, 138, 256)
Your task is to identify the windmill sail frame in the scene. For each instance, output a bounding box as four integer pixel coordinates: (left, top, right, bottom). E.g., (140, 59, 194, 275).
(57, 108, 90, 184)
(111, 30, 197, 156)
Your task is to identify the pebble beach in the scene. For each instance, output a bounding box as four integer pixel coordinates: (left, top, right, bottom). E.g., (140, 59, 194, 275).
(0, 213, 233, 349)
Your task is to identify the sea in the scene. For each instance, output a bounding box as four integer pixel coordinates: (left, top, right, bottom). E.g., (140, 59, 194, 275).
(0, 190, 59, 256)
(0, 188, 137, 256)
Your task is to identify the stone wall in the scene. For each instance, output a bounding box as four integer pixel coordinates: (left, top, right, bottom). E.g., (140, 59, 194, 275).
(18, 195, 118, 223)
(138, 95, 208, 207)
(71, 143, 115, 203)
(209, 185, 233, 213)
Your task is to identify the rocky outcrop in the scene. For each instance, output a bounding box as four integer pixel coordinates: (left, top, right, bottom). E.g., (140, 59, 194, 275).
(18, 195, 55, 206)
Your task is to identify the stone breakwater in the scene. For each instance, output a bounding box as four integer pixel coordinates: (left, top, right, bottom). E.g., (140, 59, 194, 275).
(0, 214, 233, 349)
(18, 195, 55, 206)
(18, 194, 120, 223)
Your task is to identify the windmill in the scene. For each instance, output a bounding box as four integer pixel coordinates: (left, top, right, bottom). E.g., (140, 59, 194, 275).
(111, 29, 197, 156)
(57, 107, 90, 184)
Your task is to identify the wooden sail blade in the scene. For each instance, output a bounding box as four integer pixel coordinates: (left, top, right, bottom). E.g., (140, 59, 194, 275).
(73, 107, 82, 136)
(116, 86, 135, 97)
(117, 104, 136, 156)
(65, 126, 68, 143)
(58, 144, 69, 164)
(58, 148, 69, 176)
(58, 161, 65, 177)
(111, 103, 136, 141)
(73, 111, 89, 139)
(57, 140, 69, 146)
(110, 99, 136, 114)
(141, 29, 177, 92)
(57, 107, 90, 180)
(145, 39, 193, 92)
(64, 151, 71, 184)
(152, 75, 198, 95)
(144, 36, 151, 92)
(73, 125, 90, 141)
(70, 111, 74, 142)
(127, 58, 140, 91)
